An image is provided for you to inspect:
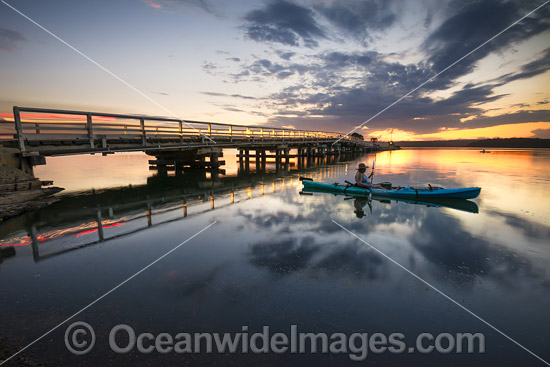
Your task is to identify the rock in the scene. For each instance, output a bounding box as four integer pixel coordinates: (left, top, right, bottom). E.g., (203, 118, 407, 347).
(0, 187, 64, 222)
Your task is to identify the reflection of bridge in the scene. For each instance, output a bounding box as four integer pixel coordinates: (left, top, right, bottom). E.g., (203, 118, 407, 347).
(0, 158, 353, 263)
(0, 106, 380, 176)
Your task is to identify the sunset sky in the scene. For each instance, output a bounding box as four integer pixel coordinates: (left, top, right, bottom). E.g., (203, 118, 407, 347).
(1, 0, 549, 141)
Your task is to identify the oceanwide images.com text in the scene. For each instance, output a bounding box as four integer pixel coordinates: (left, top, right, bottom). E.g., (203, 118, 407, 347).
(66, 322, 485, 361)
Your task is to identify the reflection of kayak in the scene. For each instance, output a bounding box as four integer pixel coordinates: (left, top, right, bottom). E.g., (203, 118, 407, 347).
(372, 196, 479, 213)
(301, 181, 479, 213)
(302, 187, 479, 213)
(302, 180, 481, 199)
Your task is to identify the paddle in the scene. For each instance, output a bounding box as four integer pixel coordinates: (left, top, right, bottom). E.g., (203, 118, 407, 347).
(368, 158, 375, 200)
(370, 158, 375, 185)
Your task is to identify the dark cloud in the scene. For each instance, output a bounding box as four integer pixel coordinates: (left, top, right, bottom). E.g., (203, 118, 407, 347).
(211, 0, 549, 135)
(236, 41, 548, 133)
(226, 57, 241, 62)
(149, 0, 224, 16)
(321, 51, 379, 68)
(496, 48, 550, 84)
(277, 51, 296, 60)
(422, 0, 550, 87)
(232, 58, 314, 81)
(314, 0, 396, 41)
(0, 28, 26, 52)
(244, 0, 325, 48)
(456, 110, 550, 130)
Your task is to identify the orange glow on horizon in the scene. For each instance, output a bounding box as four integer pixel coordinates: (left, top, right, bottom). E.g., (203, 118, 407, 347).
(367, 121, 550, 141)
(0, 113, 117, 121)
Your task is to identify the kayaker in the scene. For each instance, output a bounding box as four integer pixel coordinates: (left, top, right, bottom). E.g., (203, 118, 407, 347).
(355, 162, 383, 188)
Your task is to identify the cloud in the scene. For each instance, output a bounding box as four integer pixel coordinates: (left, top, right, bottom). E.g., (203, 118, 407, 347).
(201, 91, 255, 100)
(230, 58, 314, 82)
(225, 57, 241, 62)
(219, 105, 245, 113)
(144, 0, 224, 16)
(0, 28, 27, 52)
(495, 47, 550, 85)
(314, 0, 397, 41)
(277, 51, 296, 60)
(243, 0, 325, 47)
(422, 0, 550, 87)
(226, 37, 548, 133)
(142, 0, 162, 9)
(204, 0, 550, 136)
(202, 61, 220, 76)
(531, 128, 550, 138)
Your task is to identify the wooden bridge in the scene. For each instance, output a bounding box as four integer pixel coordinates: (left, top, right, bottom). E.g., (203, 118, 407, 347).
(0, 106, 380, 177)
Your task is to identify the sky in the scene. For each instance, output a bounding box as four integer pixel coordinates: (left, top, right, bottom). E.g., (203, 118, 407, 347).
(0, 0, 549, 141)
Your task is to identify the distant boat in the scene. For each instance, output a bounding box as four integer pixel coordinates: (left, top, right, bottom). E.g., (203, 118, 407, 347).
(480, 149, 491, 153)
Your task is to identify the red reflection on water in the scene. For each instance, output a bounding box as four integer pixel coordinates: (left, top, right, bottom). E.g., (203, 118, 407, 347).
(0, 222, 125, 248)
(75, 223, 124, 238)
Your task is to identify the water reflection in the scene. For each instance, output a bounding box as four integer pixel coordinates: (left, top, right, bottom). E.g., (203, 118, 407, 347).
(0, 152, 357, 263)
(1, 148, 548, 366)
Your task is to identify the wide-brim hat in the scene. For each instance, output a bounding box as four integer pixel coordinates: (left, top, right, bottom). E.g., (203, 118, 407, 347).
(357, 163, 368, 170)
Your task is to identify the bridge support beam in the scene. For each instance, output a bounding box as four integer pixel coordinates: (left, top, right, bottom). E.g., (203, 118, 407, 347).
(147, 147, 224, 174)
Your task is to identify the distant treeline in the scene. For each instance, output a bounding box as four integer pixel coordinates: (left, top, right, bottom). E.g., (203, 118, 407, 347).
(396, 138, 550, 148)
(467, 138, 550, 148)
(396, 139, 476, 147)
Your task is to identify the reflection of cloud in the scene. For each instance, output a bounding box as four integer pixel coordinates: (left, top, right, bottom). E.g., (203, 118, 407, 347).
(250, 237, 318, 274)
(0, 28, 27, 52)
(410, 209, 540, 287)
(239, 192, 544, 290)
(246, 225, 386, 281)
(311, 243, 385, 280)
(488, 210, 550, 240)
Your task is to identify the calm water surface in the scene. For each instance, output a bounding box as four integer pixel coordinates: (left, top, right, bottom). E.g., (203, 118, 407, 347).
(0, 148, 548, 366)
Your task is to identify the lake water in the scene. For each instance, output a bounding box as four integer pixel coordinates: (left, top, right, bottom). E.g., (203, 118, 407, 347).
(0, 148, 549, 366)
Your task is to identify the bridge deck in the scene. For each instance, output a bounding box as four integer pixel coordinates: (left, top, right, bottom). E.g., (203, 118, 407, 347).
(1, 107, 369, 156)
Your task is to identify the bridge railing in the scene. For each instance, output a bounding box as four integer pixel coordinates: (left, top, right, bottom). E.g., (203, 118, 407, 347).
(8, 106, 364, 152)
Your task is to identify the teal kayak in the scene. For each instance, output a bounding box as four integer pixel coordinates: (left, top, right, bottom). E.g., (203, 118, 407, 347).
(302, 180, 481, 200)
